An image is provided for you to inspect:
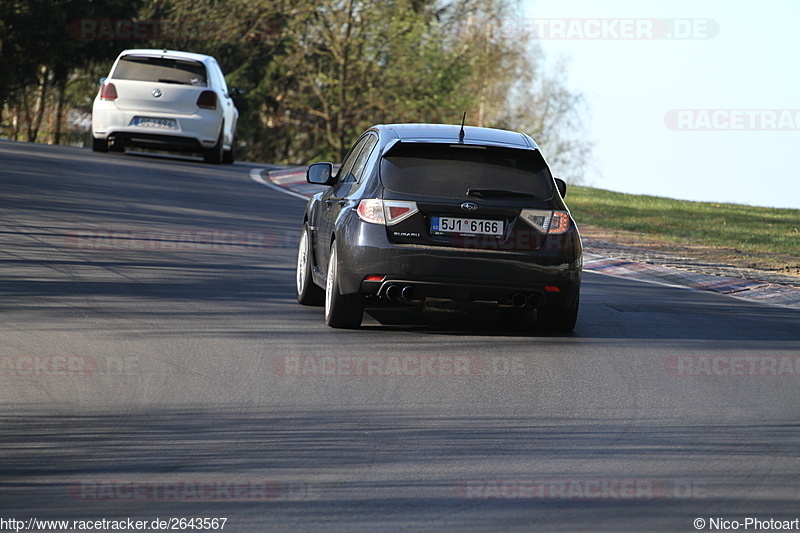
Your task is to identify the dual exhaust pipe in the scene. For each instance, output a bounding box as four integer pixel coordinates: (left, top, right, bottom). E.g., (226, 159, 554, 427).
(384, 284, 417, 301)
(511, 292, 544, 309)
(383, 285, 543, 309)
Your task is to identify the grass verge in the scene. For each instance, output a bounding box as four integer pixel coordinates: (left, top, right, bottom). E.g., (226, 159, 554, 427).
(567, 186, 800, 258)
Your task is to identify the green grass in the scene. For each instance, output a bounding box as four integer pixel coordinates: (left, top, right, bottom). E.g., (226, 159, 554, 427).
(566, 186, 800, 258)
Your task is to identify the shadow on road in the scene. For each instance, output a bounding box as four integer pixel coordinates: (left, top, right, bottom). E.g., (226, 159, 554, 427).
(1, 406, 798, 529)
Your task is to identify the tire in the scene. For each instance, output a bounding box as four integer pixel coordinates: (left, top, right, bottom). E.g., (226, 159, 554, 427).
(536, 293, 579, 333)
(296, 225, 324, 306)
(324, 244, 364, 329)
(91, 137, 108, 153)
(222, 134, 235, 164)
(109, 138, 125, 152)
(203, 127, 224, 164)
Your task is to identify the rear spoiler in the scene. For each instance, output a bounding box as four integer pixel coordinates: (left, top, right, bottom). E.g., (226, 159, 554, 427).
(381, 139, 539, 158)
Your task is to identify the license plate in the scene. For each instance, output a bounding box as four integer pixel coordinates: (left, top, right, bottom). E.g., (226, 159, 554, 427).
(131, 117, 177, 129)
(431, 216, 503, 236)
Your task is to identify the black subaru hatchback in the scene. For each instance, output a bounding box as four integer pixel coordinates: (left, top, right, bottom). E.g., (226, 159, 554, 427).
(295, 124, 582, 331)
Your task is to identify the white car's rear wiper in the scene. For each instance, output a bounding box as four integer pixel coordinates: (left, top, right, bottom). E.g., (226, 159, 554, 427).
(157, 78, 190, 85)
(466, 188, 536, 198)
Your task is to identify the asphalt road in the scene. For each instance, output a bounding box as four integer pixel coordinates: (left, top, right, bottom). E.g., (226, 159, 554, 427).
(1, 140, 799, 532)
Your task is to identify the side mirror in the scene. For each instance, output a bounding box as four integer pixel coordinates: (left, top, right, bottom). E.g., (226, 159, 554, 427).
(98, 77, 107, 85)
(554, 177, 567, 198)
(307, 162, 335, 185)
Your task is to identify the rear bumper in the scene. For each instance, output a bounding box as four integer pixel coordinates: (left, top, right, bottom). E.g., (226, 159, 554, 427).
(92, 100, 221, 150)
(100, 132, 206, 152)
(362, 279, 573, 310)
(334, 220, 582, 308)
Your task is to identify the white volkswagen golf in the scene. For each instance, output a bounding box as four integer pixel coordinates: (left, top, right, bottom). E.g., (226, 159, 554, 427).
(91, 49, 239, 164)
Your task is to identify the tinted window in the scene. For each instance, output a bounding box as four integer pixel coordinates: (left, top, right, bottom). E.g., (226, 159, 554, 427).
(349, 135, 378, 183)
(113, 56, 208, 87)
(337, 136, 370, 183)
(380, 144, 554, 200)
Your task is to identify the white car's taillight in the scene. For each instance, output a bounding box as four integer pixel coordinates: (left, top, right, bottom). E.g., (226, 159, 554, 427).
(520, 209, 571, 234)
(99, 82, 117, 100)
(196, 90, 217, 109)
(357, 199, 418, 226)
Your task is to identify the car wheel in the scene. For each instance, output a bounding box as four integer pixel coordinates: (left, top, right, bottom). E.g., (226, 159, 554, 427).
(91, 137, 108, 153)
(324, 243, 364, 329)
(296, 225, 324, 306)
(222, 134, 235, 164)
(109, 138, 125, 152)
(203, 128, 224, 164)
(536, 293, 579, 333)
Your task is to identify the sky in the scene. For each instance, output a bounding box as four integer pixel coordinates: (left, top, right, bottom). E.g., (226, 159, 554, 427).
(520, 0, 800, 209)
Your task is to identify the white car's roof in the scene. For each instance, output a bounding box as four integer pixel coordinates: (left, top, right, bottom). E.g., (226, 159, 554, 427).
(118, 49, 216, 64)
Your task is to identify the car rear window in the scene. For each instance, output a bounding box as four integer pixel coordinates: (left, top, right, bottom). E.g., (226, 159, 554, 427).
(112, 56, 208, 86)
(380, 143, 554, 200)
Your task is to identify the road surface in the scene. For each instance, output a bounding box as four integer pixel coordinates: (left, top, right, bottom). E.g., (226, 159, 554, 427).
(1, 140, 798, 531)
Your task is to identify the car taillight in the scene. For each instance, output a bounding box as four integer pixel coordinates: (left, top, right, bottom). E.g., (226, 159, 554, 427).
(549, 211, 571, 234)
(196, 90, 217, 109)
(383, 201, 418, 224)
(99, 82, 117, 100)
(356, 199, 418, 226)
(357, 199, 385, 224)
(520, 209, 571, 234)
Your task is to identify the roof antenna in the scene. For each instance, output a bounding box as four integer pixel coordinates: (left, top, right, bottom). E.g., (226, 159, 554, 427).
(458, 111, 466, 144)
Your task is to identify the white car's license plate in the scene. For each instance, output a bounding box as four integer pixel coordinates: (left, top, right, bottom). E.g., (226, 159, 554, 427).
(131, 117, 177, 129)
(431, 216, 503, 236)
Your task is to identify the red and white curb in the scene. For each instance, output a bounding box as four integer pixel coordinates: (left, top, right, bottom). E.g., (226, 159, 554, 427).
(249, 168, 310, 200)
(584, 255, 800, 309)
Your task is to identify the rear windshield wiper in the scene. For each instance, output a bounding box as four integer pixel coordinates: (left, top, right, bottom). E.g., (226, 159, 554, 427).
(466, 188, 536, 198)
(157, 78, 191, 85)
